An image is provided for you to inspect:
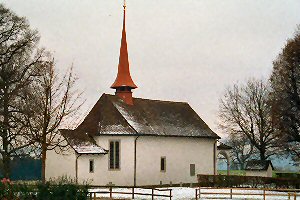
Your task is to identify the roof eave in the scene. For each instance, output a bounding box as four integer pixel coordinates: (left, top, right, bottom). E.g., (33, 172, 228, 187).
(96, 133, 220, 139)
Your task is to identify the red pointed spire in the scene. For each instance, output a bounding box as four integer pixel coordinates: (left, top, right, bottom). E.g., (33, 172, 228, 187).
(111, 3, 137, 90)
(111, 2, 137, 105)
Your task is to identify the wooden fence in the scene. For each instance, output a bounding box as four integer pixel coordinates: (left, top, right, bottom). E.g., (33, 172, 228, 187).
(88, 187, 172, 200)
(195, 187, 300, 200)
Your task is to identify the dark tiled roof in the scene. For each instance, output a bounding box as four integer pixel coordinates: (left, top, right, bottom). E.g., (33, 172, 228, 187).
(60, 129, 107, 154)
(217, 142, 232, 150)
(76, 94, 220, 139)
(245, 160, 274, 171)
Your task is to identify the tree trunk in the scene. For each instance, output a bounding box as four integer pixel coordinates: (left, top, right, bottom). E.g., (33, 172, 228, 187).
(2, 86, 11, 178)
(2, 147, 10, 178)
(41, 138, 47, 183)
(240, 163, 245, 170)
(41, 91, 49, 184)
(260, 148, 266, 161)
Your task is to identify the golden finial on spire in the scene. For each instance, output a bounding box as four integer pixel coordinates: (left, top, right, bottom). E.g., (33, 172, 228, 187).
(123, 0, 126, 10)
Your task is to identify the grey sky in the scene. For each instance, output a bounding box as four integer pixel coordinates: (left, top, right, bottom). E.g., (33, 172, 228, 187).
(2, 0, 300, 136)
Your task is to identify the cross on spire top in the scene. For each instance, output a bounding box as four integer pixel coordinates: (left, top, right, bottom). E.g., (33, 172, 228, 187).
(123, 0, 126, 10)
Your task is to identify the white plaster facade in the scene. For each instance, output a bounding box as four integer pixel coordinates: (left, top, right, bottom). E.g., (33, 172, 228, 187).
(46, 147, 76, 180)
(46, 135, 216, 186)
(135, 136, 215, 186)
(245, 165, 273, 177)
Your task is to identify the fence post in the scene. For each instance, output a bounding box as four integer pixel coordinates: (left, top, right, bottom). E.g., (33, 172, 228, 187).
(170, 189, 172, 200)
(199, 187, 201, 198)
(195, 188, 198, 200)
(151, 188, 154, 200)
(294, 192, 296, 200)
(288, 192, 291, 200)
(132, 187, 135, 199)
(230, 188, 232, 199)
(263, 189, 266, 200)
(93, 192, 96, 200)
(109, 187, 112, 199)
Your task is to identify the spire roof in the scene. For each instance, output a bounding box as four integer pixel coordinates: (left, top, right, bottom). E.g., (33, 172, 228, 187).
(111, 2, 137, 89)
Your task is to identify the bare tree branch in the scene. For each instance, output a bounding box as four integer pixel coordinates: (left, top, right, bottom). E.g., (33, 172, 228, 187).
(218, 79, 280, 161)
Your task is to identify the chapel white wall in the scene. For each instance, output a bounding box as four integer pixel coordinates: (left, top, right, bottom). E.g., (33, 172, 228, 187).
(78, 136, 135, 186)
(45, 147, 76, 181)
(47, 135, 216, 186)
(135, 136, 215, 186)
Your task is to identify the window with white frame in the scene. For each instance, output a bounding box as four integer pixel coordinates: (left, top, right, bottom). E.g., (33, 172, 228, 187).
(109, 141, 120, 170)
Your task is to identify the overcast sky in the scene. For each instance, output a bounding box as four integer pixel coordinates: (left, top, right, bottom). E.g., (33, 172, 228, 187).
(1, 0, 300, 136)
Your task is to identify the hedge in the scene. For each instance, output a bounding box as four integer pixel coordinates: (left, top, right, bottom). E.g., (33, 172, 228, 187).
(0, 178, 89, 200)
(197, 174, 300, 189)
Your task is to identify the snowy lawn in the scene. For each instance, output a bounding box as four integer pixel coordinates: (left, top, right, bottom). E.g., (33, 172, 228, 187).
(89, 187, 300, 200)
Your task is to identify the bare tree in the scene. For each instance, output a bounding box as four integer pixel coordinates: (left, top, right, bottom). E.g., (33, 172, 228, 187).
(0, 3, 43, 178)
(27, 57, 84, 183)
(219, 79, 278, 161)
(270, 26, 300, 163)
(225, 133, 255, 169)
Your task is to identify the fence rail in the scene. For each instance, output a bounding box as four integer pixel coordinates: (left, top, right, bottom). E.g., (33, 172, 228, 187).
(195, 187, 300, 200)
(88, 187, 172, 200)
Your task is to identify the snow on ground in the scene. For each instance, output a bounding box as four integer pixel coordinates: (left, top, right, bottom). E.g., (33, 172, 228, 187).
(89, 187, 300, 199)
